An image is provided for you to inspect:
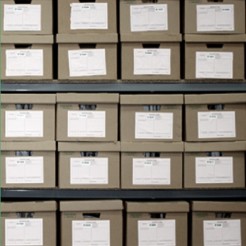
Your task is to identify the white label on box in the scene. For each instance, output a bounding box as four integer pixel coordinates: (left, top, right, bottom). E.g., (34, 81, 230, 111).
(198, 111, 236, 139)
(6, 49, 43, 77)
(196, 52, 233, 79)
(4, 4, 41, 31)
(67, 111, 106, 138)
(72, 220, 110, 246)
(204, 220, 241, 246)
(197, 5, 234, 32)
(133, 158, 171, 185)
(134, 49, 171, 75)
(138, 220, 176, 246)
(135, 112, 173, 139)
(68, 49, 106, 77)
(70, 157, 108, 184)
(70, 3, 108, 30)
(196, 157, 233, 184)
(5, 219, 43, 246)
(5, 111, 43, 138)
(130, 4, 168, 32)
(6, 157, 44, 184)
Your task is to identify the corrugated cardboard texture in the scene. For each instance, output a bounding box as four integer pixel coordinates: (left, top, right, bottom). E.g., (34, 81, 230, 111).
(58, 43, 117, 80)
(58, 146, 120, 189)
(1, 201, 56, 246)
(1, 143, 56, 188)
(1, 0, 53, 35)
(126, 202, 188, 246)
(58, 0, 117, 34)
(185, 0, 245, 34)
(185, 102, 246, 142)
(120, 0, 180, 35)
(1, 95, 55, 141)
(185, 42, 244, 80)
(192, 201, 246, 246)
(121, 42, 180, 80)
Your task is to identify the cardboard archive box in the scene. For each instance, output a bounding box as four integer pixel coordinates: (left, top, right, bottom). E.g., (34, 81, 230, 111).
(1, 0, 53, 35)
(1, 94, 56, 141)
(184, 34, 245, 80)
(1, 141, 56, 188)
(185, 0, 245, 34)
(57, 93, 119, 141)
(184, 141, 246, 189)
(120, 94, 183, 142)
(121, 34, 181, 80)
(126, 201, 189, 246)
(192, 201, 246, 246)
(120, 0, 180, 35)
(185, 93, 246, 142)
(58, 0, 117, 34)
(60, 200, 123, 246)
(1, 35, 53, 80)
(57, 34, 117, 80)
(1, 201, 57, 246)
(121, 142, 183, 189)
(58, 142, 120, 189)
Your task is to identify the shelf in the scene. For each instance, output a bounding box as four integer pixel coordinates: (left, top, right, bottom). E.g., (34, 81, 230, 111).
(2, 189, 246, 200)
(1, 82, 246, 93)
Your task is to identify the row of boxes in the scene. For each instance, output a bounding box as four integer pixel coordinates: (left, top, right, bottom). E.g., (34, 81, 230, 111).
(2, 93, 246, 142)
(1, 141, 246, 189)
(2, 0, 246, 36)
(2, 200, 246, 246)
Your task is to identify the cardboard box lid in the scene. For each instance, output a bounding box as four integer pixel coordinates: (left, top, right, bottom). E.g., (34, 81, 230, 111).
(185, 93, 246, 104)
(185, 141, 246, 152)
(121, 33, 182, 42)
(59, 142, 120, 152)
(121, 142, 184, 152)
(1, 141, 56, 151)
(57, 93, 119, 103)
(184, 34, 246, 43)
(2, 201, 57, 212)
(192, 201, 246, 212)
(56, 34, 118, 44)
(1, 35, 53, 44)
(60, 200, 123, 212)
(120, 95, 183, 105)
(126, 202, 189, 212)
(2, 94, 56, 104)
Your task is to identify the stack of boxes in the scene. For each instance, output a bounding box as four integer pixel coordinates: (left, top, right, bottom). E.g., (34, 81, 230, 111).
(184, 0, 246, 80)
(57, 0, 118, 81)
(1, 0, 53, 80)
(120, 0, 181, 81)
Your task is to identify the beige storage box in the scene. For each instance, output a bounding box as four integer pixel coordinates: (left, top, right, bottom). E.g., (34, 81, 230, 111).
(1, 201, 57, 246)
(58, 142, 120, 189)
(185, 93, 246, 142)
(120, 0, 180, 35)
(120, 94, 183, 142)
(184, 141, 246, 189)
(192, 201, 246, 246)
(1, 141, 56, 188)
(184, 34, 245, 80)
(60, 200, 123, 246)
(121, 142, 183, 189)
(185, 0, 245, 34)
(57, 33, 117, 80)
(1, 94, 56, 141)
(57, 93, 119, 142)
(1, 35, 53, 80)
(58, 0, 117, 34)
(1, 0, 53, 35)
(121, 34, 181, 81)
(126, 201, 189, 246)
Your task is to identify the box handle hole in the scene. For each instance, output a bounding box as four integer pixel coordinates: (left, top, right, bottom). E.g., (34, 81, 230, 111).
(206, 44, 224, 49)
(142, 44, 160, 49)
(80, 152, 98, 157)
(216, 212, 232, 218)
(79, 0, 96, 2)
(150, 213, 166, 219)
(207, 104, 224, 110)
(144, 152, 160, 158)
(14, 44, 32, 49)
(208, 0, 223, 2)
(144, 105, 161, 111)
(142, 0, 159, 3)
(79, 104, 97, 110)
(207, 152, 223, 157)
(15, 104, 33, 109)
(79, 44, 96, 49)
(15, 151, 32, 156)
(15, 0, 32, 4)
(16, 212, 34, 218)
(83, 213, 101, 218)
